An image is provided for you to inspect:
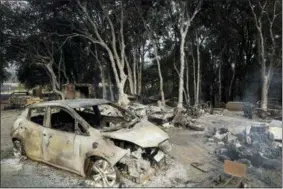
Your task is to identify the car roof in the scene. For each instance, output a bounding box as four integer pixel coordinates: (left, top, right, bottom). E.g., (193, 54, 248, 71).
(29, 98, 110, 109)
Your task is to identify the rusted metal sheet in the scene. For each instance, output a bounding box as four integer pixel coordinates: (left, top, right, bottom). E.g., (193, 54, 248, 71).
(224, 160, 247, 178)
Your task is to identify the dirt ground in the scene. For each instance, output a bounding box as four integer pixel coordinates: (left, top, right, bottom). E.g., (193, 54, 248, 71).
(1, 108, 282, 187)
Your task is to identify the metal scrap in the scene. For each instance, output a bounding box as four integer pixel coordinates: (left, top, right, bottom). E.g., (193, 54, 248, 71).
(191, 162, 209, 173)
(224, 160, 247, 178)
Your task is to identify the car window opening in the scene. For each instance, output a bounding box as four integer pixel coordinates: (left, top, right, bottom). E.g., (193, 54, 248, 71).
(50, 108, 75, 133)
(74, 103, 135, 131)
(78, 123, 87, 134)
(29, 107, 46, 126)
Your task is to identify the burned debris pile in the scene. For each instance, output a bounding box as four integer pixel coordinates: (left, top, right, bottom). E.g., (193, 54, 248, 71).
(118, 148, 156, 184)
(127, 103, 206, 131)
(243, 102, 282, 120)
(110, 139, 172, 185)
(212, 123, 282, 171)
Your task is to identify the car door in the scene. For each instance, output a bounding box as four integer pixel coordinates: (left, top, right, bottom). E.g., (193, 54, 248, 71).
(23, 107, 47, 160)
(42, 106, 79, 172)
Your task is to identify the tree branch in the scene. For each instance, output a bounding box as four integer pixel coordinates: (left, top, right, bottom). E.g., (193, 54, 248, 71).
(248, 0, 260, 30)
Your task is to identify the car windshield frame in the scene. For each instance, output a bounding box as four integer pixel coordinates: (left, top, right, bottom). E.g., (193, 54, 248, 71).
(74, 102, 137, 129)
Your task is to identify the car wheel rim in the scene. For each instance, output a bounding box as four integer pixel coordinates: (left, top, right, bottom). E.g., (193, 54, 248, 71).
(91, 159, 117, 187)
(13, 141, 22, 158)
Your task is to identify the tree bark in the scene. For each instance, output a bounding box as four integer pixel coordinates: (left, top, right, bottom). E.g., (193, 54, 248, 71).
(196, 34, 200, 106)
(177, 33, 186, 108)
(125, 55, 134, 94)
(137, 45, 144, 96)
(261, 75, 268, 110)
(108, 71, 114, 101)
(45, 63, 65, 100)
(259, 26, 268, 110)
(156, 56, 165, 105)
(177, 0, 201, 108)
(185, 56, 191, 106)
(98, 63, 106, 99)
(133, 50, 137, 94)
(218, 61, 222, 105)
(148, 35, 165, 105)
(192, 50, 196, 104)
(228, 66, 235, 99)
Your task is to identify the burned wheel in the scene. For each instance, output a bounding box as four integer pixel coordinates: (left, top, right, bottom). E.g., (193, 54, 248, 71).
(90, 159, 117, 187)
(13, 140, 25, 158)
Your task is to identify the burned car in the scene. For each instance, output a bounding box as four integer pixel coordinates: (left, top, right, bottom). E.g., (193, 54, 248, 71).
(10, 99, 171, 187)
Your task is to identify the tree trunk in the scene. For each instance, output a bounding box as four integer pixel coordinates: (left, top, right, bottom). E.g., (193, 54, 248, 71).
(261, 75, 268, 110)
(228, 68, 235, 99)
(259, 30, 268, 110)
(218, 62, 222, 105)
(98, 63, 106, 99)
(196, 36, 200, 106)
(125, 56, 134, 94)
(176, 0, 201, 108)
(199, 72, 202, 103)
(45, 64, 65, 100)
(177, 34, 186, 108)
(192, 51, 196, 104)
(185, 57, 191, 106)
(108, 71, 114, 101)
(156, 58, 165, 105)
(117, 73, 128, 106)
(133, 51, 137, 95)
(249, 0, 274, 111)
(138, 47, 143, 96)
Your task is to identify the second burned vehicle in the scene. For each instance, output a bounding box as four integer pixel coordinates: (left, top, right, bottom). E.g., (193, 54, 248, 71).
(10, 99, 171, 187)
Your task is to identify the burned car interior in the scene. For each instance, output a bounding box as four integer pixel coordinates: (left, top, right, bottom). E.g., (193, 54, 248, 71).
(75, 103, 136, 131)
(50, 108, 75, 133)
(27, 101, 140, 136)
(28, 103, 136, 133)
(29, 108, 46, 126)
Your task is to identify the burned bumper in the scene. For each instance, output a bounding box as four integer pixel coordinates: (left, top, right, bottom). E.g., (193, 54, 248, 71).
(117, 146, 169, 184)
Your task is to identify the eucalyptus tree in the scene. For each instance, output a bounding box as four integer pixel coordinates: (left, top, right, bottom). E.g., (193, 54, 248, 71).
(248, 0, 281, 110)
(174, 0, 202, 108)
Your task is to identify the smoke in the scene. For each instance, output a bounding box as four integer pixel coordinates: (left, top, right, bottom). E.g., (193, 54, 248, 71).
(242, 67, 282, 106)
(242, 69, 261, 104)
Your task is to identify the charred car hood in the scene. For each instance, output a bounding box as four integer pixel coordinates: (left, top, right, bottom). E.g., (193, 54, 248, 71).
(102, 120, 169, 148)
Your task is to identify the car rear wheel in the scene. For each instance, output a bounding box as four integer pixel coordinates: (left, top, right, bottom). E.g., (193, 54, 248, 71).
(89, 159, 117, 187)
(13, 140, 25, 158)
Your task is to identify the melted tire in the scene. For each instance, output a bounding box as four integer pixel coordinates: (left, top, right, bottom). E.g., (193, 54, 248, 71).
(13, 140, 26, 159)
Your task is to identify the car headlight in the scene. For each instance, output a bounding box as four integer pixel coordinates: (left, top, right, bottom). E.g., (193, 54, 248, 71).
(159, 140, 172, 154)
